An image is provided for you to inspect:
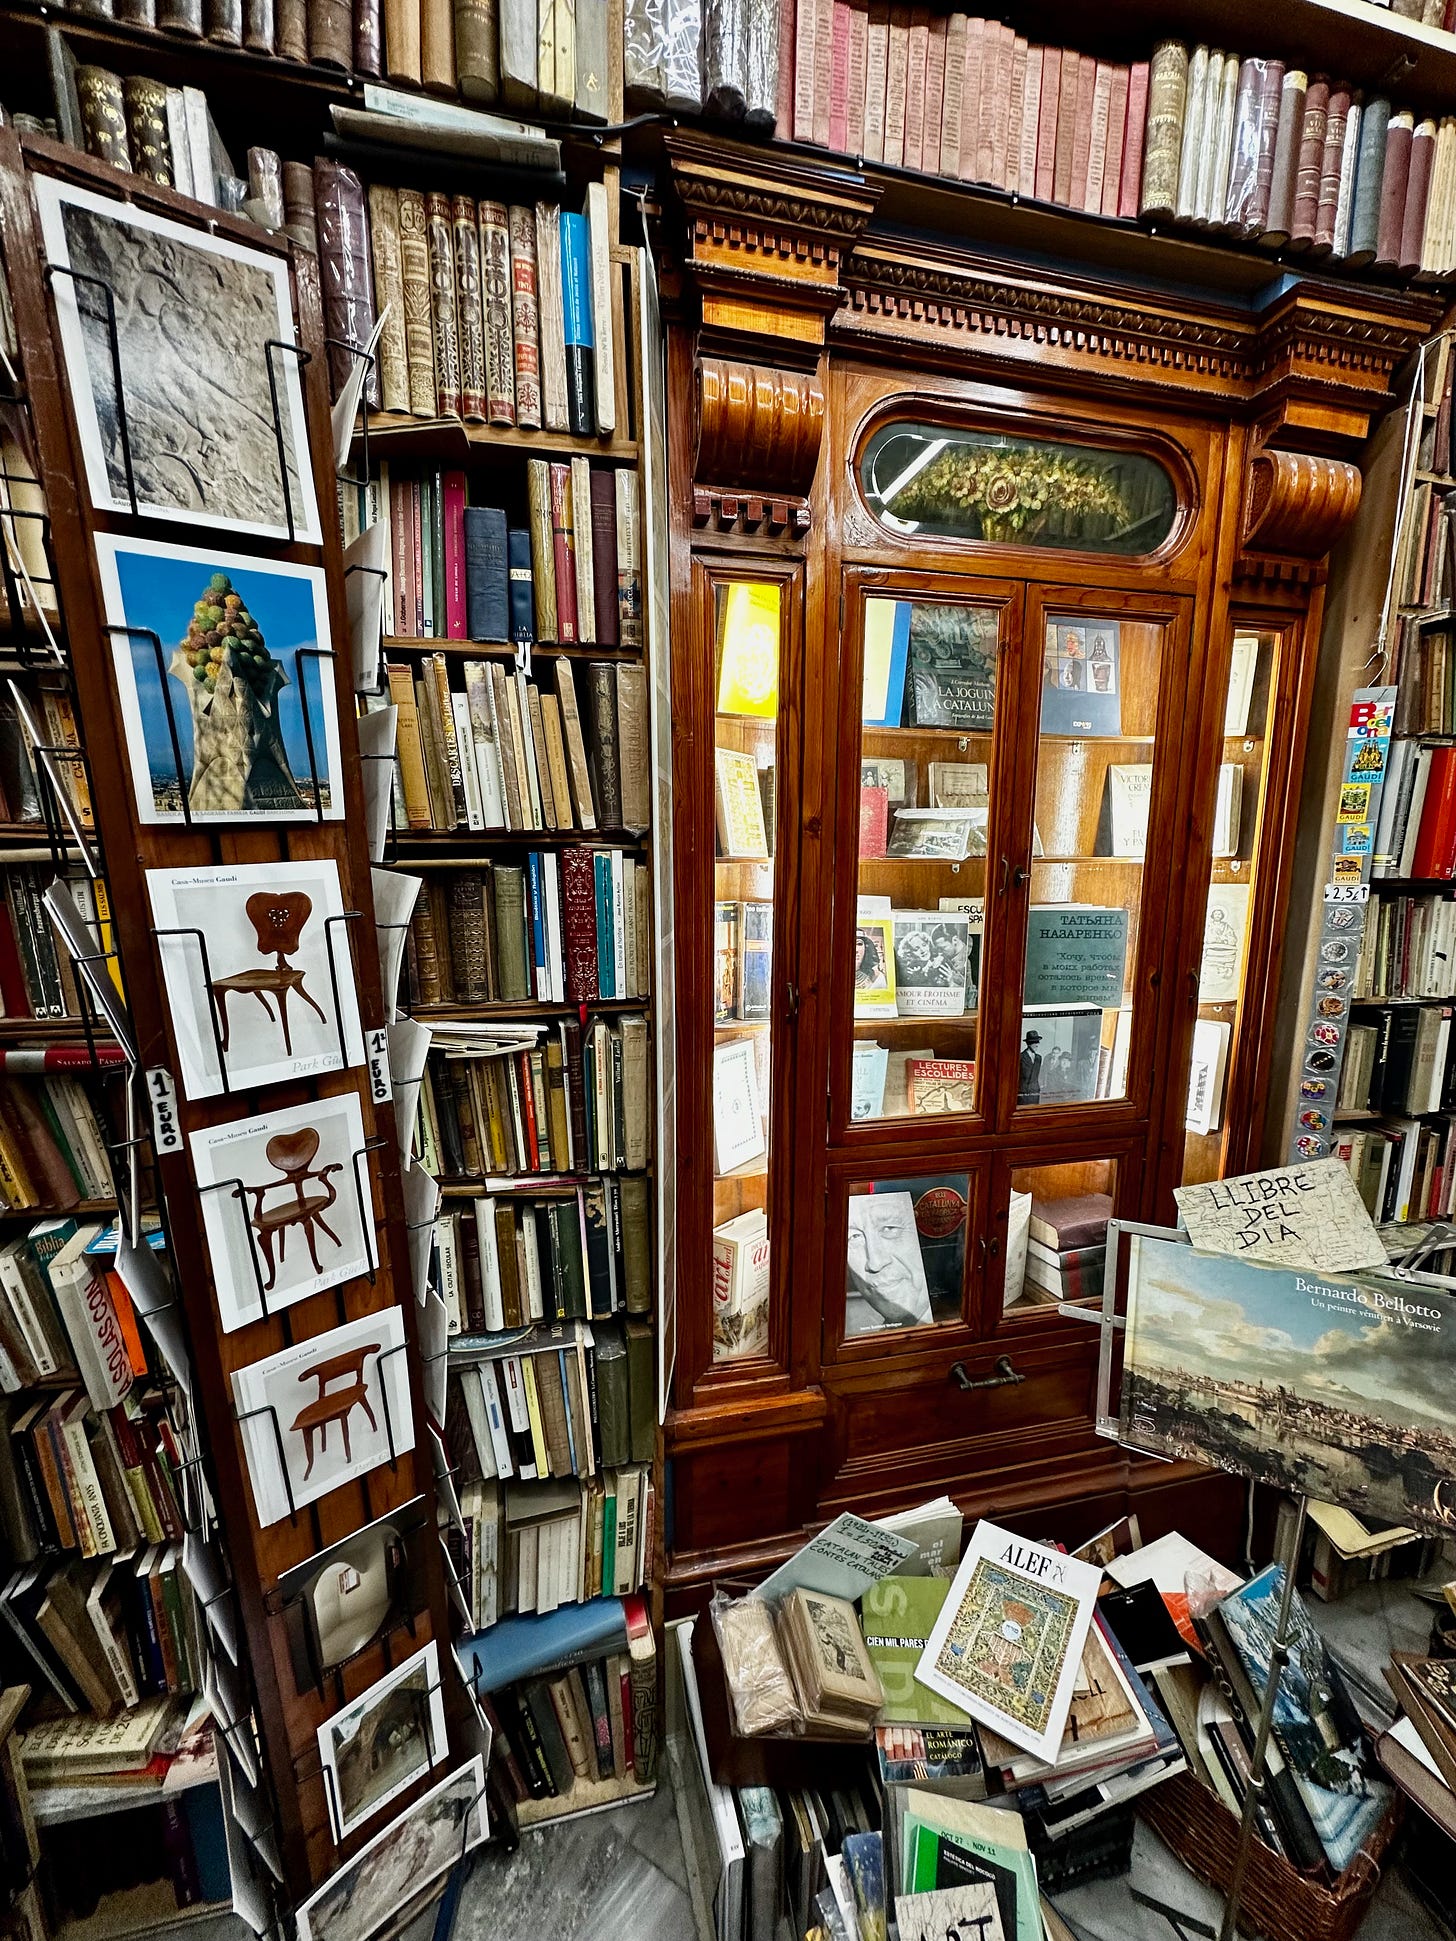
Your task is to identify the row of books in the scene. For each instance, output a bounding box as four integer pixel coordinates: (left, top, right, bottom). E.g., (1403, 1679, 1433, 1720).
(407, 860, 651, 1008)
(437, 1182, 650, 1332)
(0, 1544, 194, 1718)
(455, 1465, 650, 1630)
(1348, 895, 1456, 1001)
(1340, 1002, 1456, 1117)
(1374, 743, 1456, 880)
(450, 1316, 653, 1472)
(0, 872, 119, 1025)
(1335, 1114, 1438, 1223)
(1389, 617, 1456, 736)
(471, 1593, 658, 1810)
(383, 653, 649, 835)
(0, 1382, 186, 1567)
(418, 1033, 653, 1191)
(362, 180, 618, 437)
(0, 1075, 115, 1211)
(359, 458, 640, 649)
(713, 902, 773, 1025)
(0, 1223, 142, 1408)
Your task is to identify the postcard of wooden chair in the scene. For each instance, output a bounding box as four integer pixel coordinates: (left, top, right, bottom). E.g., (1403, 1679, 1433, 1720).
(245, 1126, 344, 1291)
(290, 1343, 381, 1480)
(210, 890, 327, 1055)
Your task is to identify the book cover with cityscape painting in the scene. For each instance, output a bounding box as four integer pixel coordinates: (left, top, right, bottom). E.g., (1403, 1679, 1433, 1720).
(1120, 1233, 1456, 1533)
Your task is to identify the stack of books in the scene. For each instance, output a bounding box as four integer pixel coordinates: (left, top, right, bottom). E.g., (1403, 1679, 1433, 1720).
(0, 1074, 116, 1212)
(453, 1466, 651, 1630)
(1021, 1193, 1110, 1306)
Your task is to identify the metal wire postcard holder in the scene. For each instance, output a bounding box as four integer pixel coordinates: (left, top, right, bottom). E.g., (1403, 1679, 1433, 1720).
(1083, 1219, 1322, 1941)
(269, 1495, 430, 1699)
(330, 337, 378, 489)
(346, 561, 389, 698)
(298, 1665, 447, 1843)
(0, 500, 64, 668)
(233, 1336, 413, 1527)
(195, 1132, 386, 1324)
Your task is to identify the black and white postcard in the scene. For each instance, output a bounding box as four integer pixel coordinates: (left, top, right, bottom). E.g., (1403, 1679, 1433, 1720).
(94, 536, 341, 826)
(192, 1092, 376, 1332)
(295, 1757, 487, 1941)
(147, 860, 365, 1099)
(317, 1640, 447, 1842)
(33, 177, 320, 543)
(232, 1306, 412, 1527)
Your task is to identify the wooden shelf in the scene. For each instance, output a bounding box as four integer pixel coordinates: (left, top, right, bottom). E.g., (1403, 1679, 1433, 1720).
(384, 637, 639, 660)
(0, 1198, 115, 1220)
(364, 414, 637, 464)
(414, 998, 647, 1019)
(0, 1020, 107, 1043)
(391, 827, 649, 852)
(515, 1773, 655, 1829)
(853, 1013, 978, 1037)
(53, 1886, 231, 1941)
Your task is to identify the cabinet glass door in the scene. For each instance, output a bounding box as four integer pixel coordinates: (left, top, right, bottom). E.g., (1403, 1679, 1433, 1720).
(1017, 595, 1183, 1115)
(846, 585, 1020, 1127)
(710, 579, 784, 1364)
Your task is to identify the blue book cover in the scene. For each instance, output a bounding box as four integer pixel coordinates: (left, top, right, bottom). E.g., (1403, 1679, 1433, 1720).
(1217, 1566, 1393, 1874)
(527, 853, 547, 996)
(862, 597, 912, 728)
(506, 527, 534, 642)
(457, 1595, 627, 1691)
(559, 213, 596, 437)
(594, 852, 615, 997)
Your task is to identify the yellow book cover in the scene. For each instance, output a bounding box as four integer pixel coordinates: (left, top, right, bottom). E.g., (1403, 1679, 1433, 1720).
(521, 1353, 551, 1476)
(853, 915, 897, 1017)
(716, 582, 781, 718)
(714, 747, 769, 858)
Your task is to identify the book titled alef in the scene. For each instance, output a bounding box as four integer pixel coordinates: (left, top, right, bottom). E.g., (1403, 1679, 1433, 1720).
(915, 1518, 1101, 1763)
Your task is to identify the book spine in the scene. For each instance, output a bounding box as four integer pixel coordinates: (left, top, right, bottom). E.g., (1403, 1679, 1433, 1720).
(508, 205, 543, 430)
(425, 190, 462, 419)
(1141, 41, 1188, 217)
(1315, 85, 1352, 249)
(481, 201, 517, 427)
(558, 214, 596, 438)
(1289, 76, 1330, 246)
(452, 194, 487, 423)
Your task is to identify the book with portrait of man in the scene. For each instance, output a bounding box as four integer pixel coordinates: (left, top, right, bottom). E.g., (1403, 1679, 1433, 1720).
(845, 1175, 968, 1337)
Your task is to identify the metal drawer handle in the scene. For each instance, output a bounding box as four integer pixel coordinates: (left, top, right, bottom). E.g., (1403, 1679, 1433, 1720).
(950, 1355, 1025, 1392)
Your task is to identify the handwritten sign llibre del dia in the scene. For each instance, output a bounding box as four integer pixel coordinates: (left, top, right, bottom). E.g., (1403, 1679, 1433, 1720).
(1173, 1158, 1388, 1274)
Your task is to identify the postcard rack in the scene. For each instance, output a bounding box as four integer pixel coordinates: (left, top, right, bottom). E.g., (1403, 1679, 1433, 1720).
(0, 125, 479, 1915)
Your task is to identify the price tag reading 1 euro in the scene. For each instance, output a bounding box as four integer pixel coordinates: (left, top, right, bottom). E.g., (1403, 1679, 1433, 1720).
(366, 1026, 391, 1105)
(146, 1066, 182, 1155)
(1324, 883, 1370, 905)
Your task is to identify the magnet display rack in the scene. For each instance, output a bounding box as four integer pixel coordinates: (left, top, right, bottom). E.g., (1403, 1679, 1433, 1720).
(0, 124, 479, 1921)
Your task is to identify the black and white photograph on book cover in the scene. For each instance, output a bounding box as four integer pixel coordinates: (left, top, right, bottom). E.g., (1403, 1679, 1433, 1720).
(31, 175, 322, 543)
(93, 534, 343, 826)
(146, 859, 366, 1100)
(230, 1305, 413, 1527)
(191, 1091, 377, 1332)
(317, 1639, 448, 1843)
(295, 1755, 488, 1941)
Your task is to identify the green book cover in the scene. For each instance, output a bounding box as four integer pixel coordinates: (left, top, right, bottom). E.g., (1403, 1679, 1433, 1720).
(1022, 904, 1129, 1009)
(861, 1576, 974, 1727)
(905, 1818, 1040, 1941)
(601, 1486, 617, 1597)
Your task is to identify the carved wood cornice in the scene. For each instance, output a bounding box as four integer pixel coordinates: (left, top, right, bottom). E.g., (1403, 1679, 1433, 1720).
(835, 236, 1439, 446)
(694, 357, 823, 529)
(1243, 448, 1363, 557)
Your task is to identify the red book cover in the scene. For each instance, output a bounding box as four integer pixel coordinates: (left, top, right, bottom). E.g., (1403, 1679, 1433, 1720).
(1411, 744, 1456, 879)
(903, 6, 928, 173)
(390, 475, 412, 637)
(958, 16, 984, 179)
(1375, 111, 1414, 269)
(1084, 59, 1113, 212)
(1102, 65, 1130, 217)
(443, 469, 468, 639)
(859, 785, 888, 858)
(776, 0, 796, 137)
(549, 462, 579, 645)
(846, 0, 869, 154)
(1314, 85, 1351, 251)
(1119, 61, 1150, 217)
(990, 21, 1015, 188)
(1036, 45, 1062, 201)
(1068, 51, 1097, 208)
(560, 847, 600, 1003)
(828, 0, 850, 152)
(813, 0, 834, 146)
(975, 20, 1000, 183)
(793, 0, 816, 139)
(1249, 59, 1286, 235)
(1289, 75, 1330, 247)
(1401, 118, 1437, 274)
(517, 1050, 540, 1168)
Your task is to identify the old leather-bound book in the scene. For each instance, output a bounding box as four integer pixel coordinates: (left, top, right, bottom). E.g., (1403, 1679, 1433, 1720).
(1261, 67, 1308, 246)
(455, 0, 500, 100)
(385, 0, 422, 84)
(426, 191, 462, 419)
(453, 196, 488, 423)
(282, 160, 318, 254)
(308, 0, 353, 68)
(354, 0, 382, 74)
(205, 0, 241, 44)
(156, 0, 203, 35)
(396, 189, 438, 418)
(122, 76, 171, 183)
(615, 661, 649, 834)
(525, 461, 558, 644)
(367, 187, 411, 415)
(480, 202, 516, 428)
(584, 662, 622, 830)
(1288, 75, 1330, 248)
(1140, 40, 1187, 218)
(1375, 110, 1415, 270)
(243, 0, 275, 51)
(589, 470, 618, 648)
(422, 0, 455, 91)
(560, 848, 600, 1004)
(508, 206, 542, 430)
(314, 161, 378, 405)
(570, 456, 595, 646)
(75, 68, 132, 171)
(535, 205, 569, 432)
(273, 0, 307, 58)
(115, 0, 157, 25)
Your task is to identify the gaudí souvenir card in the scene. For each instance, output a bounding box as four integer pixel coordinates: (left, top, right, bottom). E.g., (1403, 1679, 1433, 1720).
(316, 1640, 447, 1842)
(232, 1306, 412, 1527)
(916, 1518, 1101, 1762)
(295, 1757, 487, 1941)
(94, 536, 342, 825)
(147, 859, 365, 1099)
(192, 1091, 376, 1331)
(33, 176, 321, 542)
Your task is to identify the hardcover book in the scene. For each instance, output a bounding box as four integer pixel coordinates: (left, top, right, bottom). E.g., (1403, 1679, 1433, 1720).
(890, 912, 972, 1018)
(1041, 616, 1120, 735)
(905, 604, 998, 730)
(846, 1174, 966, 1335)
(1022, 906, 1129, 1009)
(1017, 1008, 1102, 1106)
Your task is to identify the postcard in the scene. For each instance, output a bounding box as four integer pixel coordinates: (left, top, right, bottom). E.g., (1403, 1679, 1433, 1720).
(94, 536, 341, 826)
(192, 1091, 376, 1332)
(317, 1640, 447, 1842)
(232, 1306, 413, 1527)
(1119, 1231, 1456, 1534)
(895, 1885, 1004, 1941)
(1172, 1158, 1386, 1274)
(33, 176, 320, 542)
(916, 1519, 1101, 1763)
(147, 859, 366, 1100)
(295, 1756, 487, 1941)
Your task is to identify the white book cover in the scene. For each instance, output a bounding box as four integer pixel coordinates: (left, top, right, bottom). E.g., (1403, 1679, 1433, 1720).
(452, 694, 486, 830)
(46, 1228, 131, 1410)
(1213, 762, 1243, 858)
(1224, 634, 1259, 736)
(713, 1039, 766, 1175)
(479, 1360, 514, 1476)
(916, 1518, 1101, 1763)
(1108, 764, 1153, 858)
(1185, 1018, 1231, 1134)
(474, 1198, 505, 1333)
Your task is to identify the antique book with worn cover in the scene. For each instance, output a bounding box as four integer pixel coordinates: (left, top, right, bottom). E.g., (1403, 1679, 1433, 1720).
(396, 188, 437, 418)
(275, 0, 306, 58)
(508, 205, 543, 429)
(76, 68, 132, 171)
(480, 202, 516, 427)
(452, 195, 487, 423)
(554, 660, 596, 829)
(367, 185, 411, 413)
(586, 664, 623, 831)
(384, 0, 422, 82)
(282, 159, 317, 253)
(570, 457, 596, 646)
(536, 204, 569, 432)
(616, 470, 642, 648)
(316, 161, 378, 404)
(422, 0, 455, 90)
(425, 190, 462, 418)
(548, 463, 577, 645)
(122, 76, 171, 182)
(525, 461, 558, 644)
(560, 848, 600, 1003)
(308, 0, 352, 66)
(454, 0, 499, 98)
(353, 0, 380, 70)
(589, 470, 619, 648)
(616, 661, 649, 834)
(1140, 40, 1187, 217)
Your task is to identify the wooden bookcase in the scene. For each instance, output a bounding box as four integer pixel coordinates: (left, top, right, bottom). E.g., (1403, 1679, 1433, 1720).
(656, 127, 1442, 1607)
